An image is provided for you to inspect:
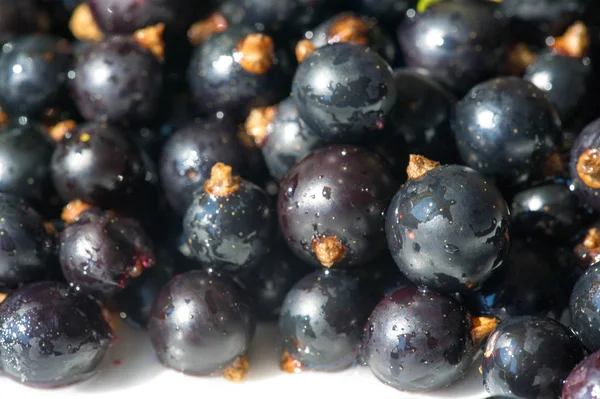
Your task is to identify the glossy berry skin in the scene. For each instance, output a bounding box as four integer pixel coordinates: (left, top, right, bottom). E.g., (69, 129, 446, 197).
(453, 77, 562, 187)
(0, 0, 38, 43)
(114, 247, 183, 329)
(278, 145, 397, 268)
(389, 68, 458, 164)
(386, 164, 510, 292)
(218, 0, 331, 34)
(183, 176, 275, 274)
(73, 36, 163, 127)
(148, 269, 256, 375)
(0, 35, 72, 119)
(570, 265, 600, 352)
(511, 183, 585, 241)
(188, 26, 290, 121)
(0, 194, 54, 288)
(279, 269, 372, 371)
(362, 286, 475, 392)
(0, 282, 113, 388)
(159, 119, 248, 214)
(51, 123, 145, 209)
(237, 245, 310, 321)
(292, 42, 396, 144)
(569, 118, 600, 211)
(460, 239, 570, 322)
(0, 124, 54, 205)
(59, 209, 155, 298)
(483, 316, 586, 398)
(260, 98, 326, 180)
(524, 53, 591, 123)
(87, 0, 204, 35)
(398, 0, 508, 94)
(563, 351, 600, 399)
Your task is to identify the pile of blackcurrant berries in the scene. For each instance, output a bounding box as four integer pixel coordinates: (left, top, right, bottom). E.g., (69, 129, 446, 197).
(2, 0, 600, 398)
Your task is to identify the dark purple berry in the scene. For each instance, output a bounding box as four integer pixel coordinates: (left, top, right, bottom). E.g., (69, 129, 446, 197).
(148, 269, 256, 379)
(483, 316, 586, 398)
(183, 163, 275, 273)
(159, 118, 248, 214)
(279, 269, 372, 372)
(278, 145, 397, 269)
(73, 36, 163, 127)
(0, 193, 55, 288)
(453, 77, 562, 187)
(59, 208, 155, 298)
(362, 286, 476, 392)
(386, 155, 510, 292)
(569, 118, 600, 211)
(51, 122, 146, 209)
(570, 265, 600, 352)
(0, 281, 113, 388)
(0, 35, 72, 120)
(291, 42, 396, 143)
(563, 351, 600, 399)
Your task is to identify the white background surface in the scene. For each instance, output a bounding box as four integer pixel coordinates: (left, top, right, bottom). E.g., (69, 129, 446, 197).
(1, 321, 489, 399)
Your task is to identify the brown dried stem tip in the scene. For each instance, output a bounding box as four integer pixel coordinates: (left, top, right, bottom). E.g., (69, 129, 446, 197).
(61, 199, 93, 224)
(406, 154, 440, 180)
(295, 39, 316, 63)
(0, 292, 7, 305)
(204, 163, 241, 197)
(69, 4, 104, 42)
(542, 152, 565, 177)
(550, 21, 590, 59)
(49, 120, 76, 142)
(223, 355, 249, 382)
(312, 236, 346, 268)
(575, 227, 600, 267)
(577, 149, 600, 189)
(236, 34, 274, 74)
(280, 351, 303, 374)
(133, 23, 166, 60)
(505, 43, 538, 76)
(0, 107, 8, 127)
(188, 13, 228, 47)
(471, 316, 498, 348)
(245, 106, 276, 147)
(328, 15, 370, 46)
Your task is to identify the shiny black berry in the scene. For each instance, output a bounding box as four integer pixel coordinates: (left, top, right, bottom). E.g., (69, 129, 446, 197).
(59, 208, 155, 298)
(524, 52, 591, 123)
(244, 99, 325, 181)
(0, 193, 55, 288)
(453, 77, 562, 187)
(73, 35, 163, 127)
(511, 182, 586, 241)
(483, 316, 586, 398)
(386, 155, 510, 292)
(388, 68, 458, 164)
(0, 281, 113, 388)
(570, 118, 600, 211)
(148, 269, 256, 380)
(292, 42, 396, 143)
(362, 286, 476, 392)
(0, 34, 72, 120)
(278, 145, 396, 269)
(563, 351, 600, 399)
(570, 265, 600, 352)
(398, 0, 508, 94)
(188, 26, 290, 121)
(51, 122, 146, 209)
(183, 163, 275, 273)
(159, 118, 248, 214)
(279, 269, 372, 372)
(459, 238, 570, 322)
(0, 123, 54, 206)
